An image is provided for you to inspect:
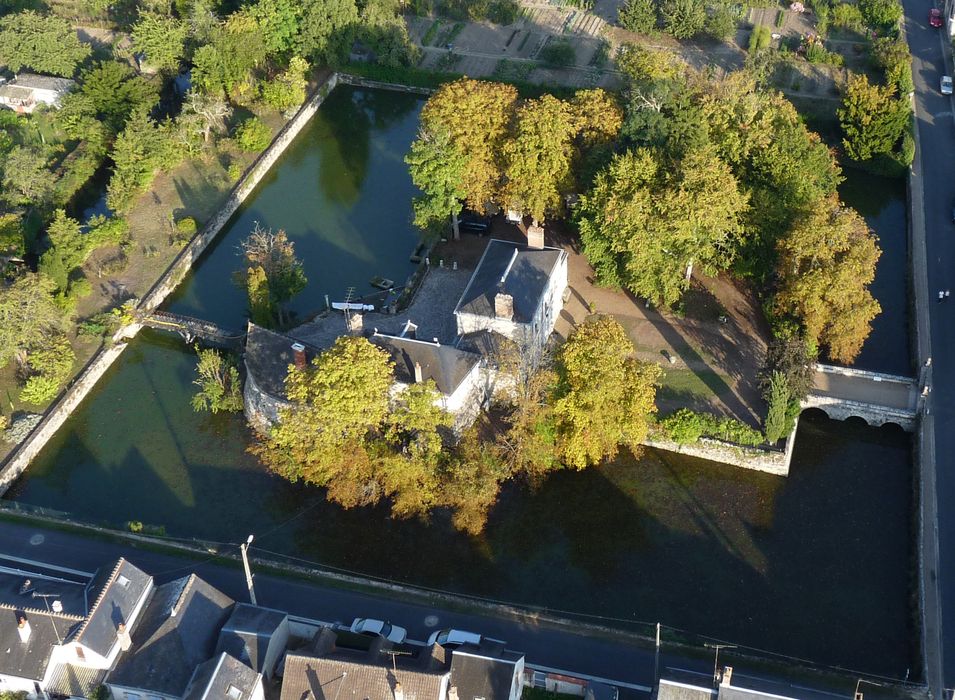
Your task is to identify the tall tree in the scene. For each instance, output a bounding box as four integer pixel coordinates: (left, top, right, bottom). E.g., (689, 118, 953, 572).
(576, 146, 749, 305)
(106, 108, 182, 212)
(405, 125, 468, 237)
(70, 61, 160, 134)
(553, 316, 662, 469)
(131, 12, 189, 72)
(0, 11, 91, 77)
(296, 0, 359, 61)
(774, 196, 882, 363)
(421, 78, 518, 213)
(1, 146, 55, 207)
(250, 0, 301, 56)
(660, 0, 706, 38)
(618, 0, 658, 34)
(839, 73, 909, 162)
(181, 90, 232, 143)
(503, 94, 577, 222)
(239, 223, 307, 326)
(0, 273, 68, 370)
(191, 348, 244, 413)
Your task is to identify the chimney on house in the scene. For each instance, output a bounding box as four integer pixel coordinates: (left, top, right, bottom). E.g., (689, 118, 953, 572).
(291, 343, 306, 370)
(394, 682, 404, 700)
(414, 362, 423, 384)
(347, 312, 363, 334)
(721, 667, 733, 687)
(526, 221, 545, 249)
(449, 687, 459, 700)
(17, 616, 30, 643)
(117, 622, 132, 651)
(494, 292, 514, 321)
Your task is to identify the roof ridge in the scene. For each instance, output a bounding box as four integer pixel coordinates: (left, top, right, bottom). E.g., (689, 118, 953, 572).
(171, 573, 198, 616)
(0, 602, 85, 621)
(75, 557, 125, 640)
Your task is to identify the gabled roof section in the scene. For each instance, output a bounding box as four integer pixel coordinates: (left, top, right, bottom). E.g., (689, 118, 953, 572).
(370, 333, 480, 396)
(0, 606, 81, 682)
(215, 603, 286, 673)
(280, 652, 446, 700)
(450, 650, 519, 700)
(74, 558, 151, 657)
(245, 323, 324, 398)
(657, 679, 717, 700)
(108, 574, 234, 697)
(11, 73, 75, 91)
(454, 239, 564, 324)
(185, 652, 261, 700)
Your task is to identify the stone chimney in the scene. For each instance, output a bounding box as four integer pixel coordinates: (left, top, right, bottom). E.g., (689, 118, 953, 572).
(17, 616, 30, 643)
(414, 362, 423, 384)
(394, 682, 404, 700)
(347, 312, 363, 334)
(721, 666, 733, 687)
(449, 687, 459, 700)
(494, 292, 514, 321)
(117, 622, 132, 651)
(526, 222, 545, 249)
(291, 343, 306, 370)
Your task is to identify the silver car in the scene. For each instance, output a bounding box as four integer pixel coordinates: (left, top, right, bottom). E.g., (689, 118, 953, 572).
(350, 618, 407, 644)
(941, 75, 953, 95)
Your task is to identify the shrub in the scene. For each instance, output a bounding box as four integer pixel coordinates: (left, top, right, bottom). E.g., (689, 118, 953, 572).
(488, 0, 520, 25)
(619, 0, 658, 34)
(831, 1, 864, 30)
(661, 0, 707, 37)
(422, 19, 441, 45)
(235, 117, 272, 153)
(749, 24, 772, 53)
(859, 0, 902, 28)
(228, 162, 243, 181)
(20, 374, 64, 405)
(539, 38, 576, 67)
(175, 216, 198, 237)
(128, 520, 143, 532)
(660, 408, 765, 446)
(705, 7, 737, 39)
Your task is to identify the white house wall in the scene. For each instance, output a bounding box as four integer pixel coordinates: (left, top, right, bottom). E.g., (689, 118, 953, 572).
(0, 673, 42, 698)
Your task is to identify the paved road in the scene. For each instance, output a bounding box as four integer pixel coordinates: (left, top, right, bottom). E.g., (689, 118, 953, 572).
(0, 518, 900, 700)
(903, 1, 955, 693)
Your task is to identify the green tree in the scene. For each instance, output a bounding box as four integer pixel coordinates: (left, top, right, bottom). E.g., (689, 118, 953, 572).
(405, 125, 468, 236)
(539, 38, 576, 67)
(191, 347, 244, 413)
(385, 380, 452, 460)
(0, 11, 91, 77)
(131, 12, 189, 72)
(760, 330, 816, 401)
(503, 94, 577, 222)
(234, 117, 273, 151)
(19, 334, 75, 405)
(260, 56, 309, 112)
(618, 0, 658, 34)
(553, 316, 662, 468)
(72, 62, 160, 134)
(763, 370, 794, 443)
(838, 73, 909, 162)
(251, 0, 301, 55)
(246, 266, 274, 326)
(660, 0, 706, 38)
(191, 15, 267, 98)
(2, 146, 55, 207)
(859, 0, 902, 27)
(0, 274, 68, 370)
(421, 78, 518, 213)
(0, 214, 24, 259)
(871, 37, 914, 95)
(239, 223, 307, 326)
(774, 196, 882, 363)
(106, 108, 182, 212)
(296, 0, 359, 61)
(577, 147, 749, 305)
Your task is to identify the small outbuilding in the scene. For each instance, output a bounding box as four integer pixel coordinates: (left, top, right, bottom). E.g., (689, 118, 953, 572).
(0, 73, 75, 113)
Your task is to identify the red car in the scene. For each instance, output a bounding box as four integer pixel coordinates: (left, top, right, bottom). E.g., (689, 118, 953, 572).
(930, 8, 943, 27)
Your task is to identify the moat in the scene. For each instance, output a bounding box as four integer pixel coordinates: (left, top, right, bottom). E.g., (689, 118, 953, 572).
(5, 85, 915, 677)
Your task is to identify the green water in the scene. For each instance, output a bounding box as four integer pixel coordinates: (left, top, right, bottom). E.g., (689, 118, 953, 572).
(6, 87, 914, 676)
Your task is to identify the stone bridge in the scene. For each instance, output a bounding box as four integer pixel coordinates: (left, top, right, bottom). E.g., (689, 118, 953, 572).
(803, 364, 919, 431)
(137, 310, 246, 351)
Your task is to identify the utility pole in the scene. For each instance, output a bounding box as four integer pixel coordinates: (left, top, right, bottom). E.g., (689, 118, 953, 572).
(240, 534, 257, 606)
(703, 643, 736, 687)
(653, 623, 661, 688)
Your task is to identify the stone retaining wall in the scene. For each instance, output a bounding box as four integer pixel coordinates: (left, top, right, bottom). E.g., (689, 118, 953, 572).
(0, 342, 129, 494)
(814, 362, 915, 385)
(336, 74, 435, 95)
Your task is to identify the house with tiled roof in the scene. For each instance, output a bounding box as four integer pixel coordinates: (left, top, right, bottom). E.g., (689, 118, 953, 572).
(280, 651, 450, 700)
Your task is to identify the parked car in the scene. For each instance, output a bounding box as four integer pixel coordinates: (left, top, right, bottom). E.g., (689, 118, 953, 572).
(458, 210, 492, 234)
(350, 618, 407, 644)
(942, 75, 953, 95)
(426, 628, 482, 648)
(931, 8, 943, 26)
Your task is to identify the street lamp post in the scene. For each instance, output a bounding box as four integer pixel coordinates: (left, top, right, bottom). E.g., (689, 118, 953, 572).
(703, 644, 736, 687)
(240, 534, 257, 606)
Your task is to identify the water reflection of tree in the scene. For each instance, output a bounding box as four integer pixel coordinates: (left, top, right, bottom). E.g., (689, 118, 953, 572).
(317, 88, 419, 205)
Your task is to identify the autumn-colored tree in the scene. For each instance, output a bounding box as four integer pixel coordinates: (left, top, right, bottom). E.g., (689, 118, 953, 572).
(405, 125, 468, 237)
(576, 147, 749, 305)
(838, 73, 910, 162)
(421, 78, 518, 212)
(386, 380, 453, 459)
(774, 196, 882, 363)
(239, 223, 307, 326)
(246, 266, 274, 327)
(553, 316, 662, 468)
(569, 89, 624, 150)
(191, 347, 243, 413)
(502, 94, 577, 222)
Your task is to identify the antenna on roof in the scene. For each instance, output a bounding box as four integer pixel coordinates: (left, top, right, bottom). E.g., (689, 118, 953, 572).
(343, 287, 356, 332)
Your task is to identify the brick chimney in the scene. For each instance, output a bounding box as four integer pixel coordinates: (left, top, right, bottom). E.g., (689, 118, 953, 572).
(494, 292, 514, 321)
(414, 362, 423, 384)
(291, 343, 306, 370)
(347, 312, 363, 334)
(721, 666, 733, 687)
(17, 616, 30, 643)
(117, 622, 132, 651)
(527, 221, 545, 249)
(394, 682, 404, 700)
(449, 688, 459, 700)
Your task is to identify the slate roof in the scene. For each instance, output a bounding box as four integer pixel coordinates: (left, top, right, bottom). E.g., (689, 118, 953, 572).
(656, 679, 717, 700)
(215, 603, 286, 674)
(10, 73, 75, 91)
(108, 574, 234, 697)
(454, 240, 564, 324)
(280, 652, 446, 700)
(370, 334, 480, 396)
(244, 324, 324, 398)
(74, 558, 152, 657)
(0, 606, 82, 682)
(449, 651, 519, 700)
(185, 652, 261, 700)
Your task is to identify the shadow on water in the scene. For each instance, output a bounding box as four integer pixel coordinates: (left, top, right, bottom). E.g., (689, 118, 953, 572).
(8, 334, 914, 677)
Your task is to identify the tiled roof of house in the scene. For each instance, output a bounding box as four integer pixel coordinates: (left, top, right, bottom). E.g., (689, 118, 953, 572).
(657, 679, 717, 700)
(74, 558, 152, 657)
(370, 333, 480, 396)
(185, 652, 261, 700)
(46, 662, 107, 698)
(215, 603, 286, 674)
(108, 574, 234, 697)
(454, 240, 564, 324)
(449, 651, 518, 700)
(280, 652, 446, 700)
